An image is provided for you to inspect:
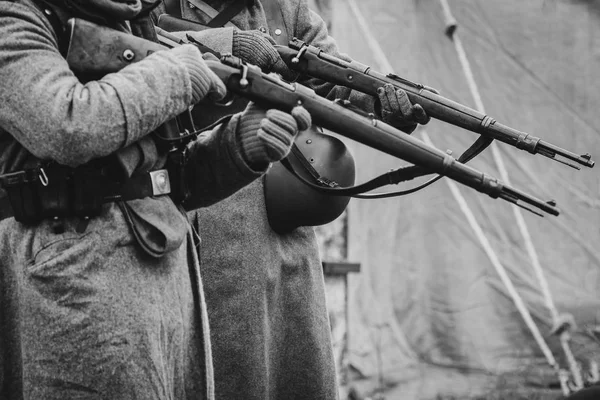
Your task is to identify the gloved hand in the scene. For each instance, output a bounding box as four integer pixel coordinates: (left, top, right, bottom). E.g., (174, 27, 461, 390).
(170, 45, 227, 103)
(237, 102, 312, 167)
(232, 30, 297, 81)
(377, 83, 430, 134)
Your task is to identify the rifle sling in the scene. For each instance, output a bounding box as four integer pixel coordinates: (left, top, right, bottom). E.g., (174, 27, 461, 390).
(163, 0, 250, 28)
(280, 155, 440, 198)
(353, 134, 494, 198)
(457, 135, 493, 164)
(206, 0, 252, 27)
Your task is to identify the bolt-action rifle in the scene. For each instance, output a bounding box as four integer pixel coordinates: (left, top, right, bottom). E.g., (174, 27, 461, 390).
(276, 39, 594, 170)
(65, 18, 560, 217)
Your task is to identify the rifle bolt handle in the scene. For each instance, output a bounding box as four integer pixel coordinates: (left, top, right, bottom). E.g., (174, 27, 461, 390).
(291, 46, 308, 65)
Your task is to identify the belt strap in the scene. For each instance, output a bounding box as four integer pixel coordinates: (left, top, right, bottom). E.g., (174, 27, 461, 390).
(181, 0, 288, 41)
(206, 0, 250, 27)
(120, 169, 172, 201)
(171, 0, 248, 28)
(0, 169, 171, 222)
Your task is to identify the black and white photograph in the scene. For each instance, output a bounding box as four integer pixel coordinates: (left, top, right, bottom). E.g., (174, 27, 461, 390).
(0, 0, 598, 399)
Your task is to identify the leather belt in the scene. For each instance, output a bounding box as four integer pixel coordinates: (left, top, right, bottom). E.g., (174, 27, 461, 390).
(0, 168, 172, 223)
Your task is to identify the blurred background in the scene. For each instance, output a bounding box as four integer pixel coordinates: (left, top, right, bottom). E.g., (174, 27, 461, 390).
(310, 0, 600, 399)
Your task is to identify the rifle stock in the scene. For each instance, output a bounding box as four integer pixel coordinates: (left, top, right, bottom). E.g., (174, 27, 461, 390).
(64, 18, 560, 217)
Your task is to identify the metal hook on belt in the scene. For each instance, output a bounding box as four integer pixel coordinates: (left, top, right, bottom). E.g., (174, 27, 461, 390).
(38, 168, 49, 186)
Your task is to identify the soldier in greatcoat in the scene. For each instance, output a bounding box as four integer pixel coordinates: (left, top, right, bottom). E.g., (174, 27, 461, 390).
(0, 0, 311, 398)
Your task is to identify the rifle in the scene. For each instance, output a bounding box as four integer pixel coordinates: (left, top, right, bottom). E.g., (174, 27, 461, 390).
(65, 18, 560, 217)
(276, 39, 595, 170)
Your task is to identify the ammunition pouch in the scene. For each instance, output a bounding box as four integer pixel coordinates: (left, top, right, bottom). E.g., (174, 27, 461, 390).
(0, 162, 176, 225)
(0, 165, 102, 224)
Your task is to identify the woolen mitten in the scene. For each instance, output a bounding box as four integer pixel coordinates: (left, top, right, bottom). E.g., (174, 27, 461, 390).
(232, 30, 296, 81)
(237, 102, 311, 166)
(169, 44, 227, 103)
(377, 83, 430, 134)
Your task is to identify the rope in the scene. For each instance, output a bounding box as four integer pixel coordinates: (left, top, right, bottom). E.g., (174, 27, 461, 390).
(439, 0, 560, 326)
(439, 0, 583, 391)
(421, 130, 560, 373)
(347, 0, 568, 391)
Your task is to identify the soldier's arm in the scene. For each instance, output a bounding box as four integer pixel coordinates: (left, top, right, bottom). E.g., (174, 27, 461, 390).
(182, 113, 265, 209)
(0, 3, 199, 167)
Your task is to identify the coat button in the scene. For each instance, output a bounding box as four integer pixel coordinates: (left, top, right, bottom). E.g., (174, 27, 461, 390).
(259, 26, 267, 33)
(274, 28, 282, 36)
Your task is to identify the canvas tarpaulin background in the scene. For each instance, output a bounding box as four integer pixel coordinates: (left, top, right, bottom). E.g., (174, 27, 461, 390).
(324, 0, 600, 398)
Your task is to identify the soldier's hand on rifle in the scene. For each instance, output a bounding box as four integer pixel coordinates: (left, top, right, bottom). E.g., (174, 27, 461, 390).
(232, 30, 297, 81)
(377, 83, 430, 134)
(237, 102, 311, 167)
(172, 45, 227, 103)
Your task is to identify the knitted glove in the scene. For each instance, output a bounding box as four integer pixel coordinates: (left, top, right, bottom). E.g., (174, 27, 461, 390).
(169, 44, 227, 104)
(237, 102, 312, 167)
(232, 30, 297, 81)
(377, 83, 430, 134)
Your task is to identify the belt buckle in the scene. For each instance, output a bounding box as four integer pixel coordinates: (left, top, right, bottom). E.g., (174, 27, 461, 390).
(149, 169, 171, 196)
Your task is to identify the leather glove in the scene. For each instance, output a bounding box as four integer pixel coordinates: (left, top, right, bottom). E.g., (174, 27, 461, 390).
(232, 30, 297, 81)
(237, 102, 312, 167)
(170, 45, 227, 103)
(377, 83, 430, 134)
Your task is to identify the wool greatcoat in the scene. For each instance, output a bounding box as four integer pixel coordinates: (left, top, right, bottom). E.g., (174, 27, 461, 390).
(151, 1, 377, 399)
(0, 1, 269, 398)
